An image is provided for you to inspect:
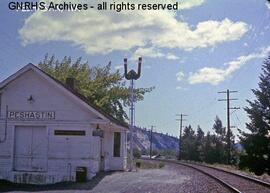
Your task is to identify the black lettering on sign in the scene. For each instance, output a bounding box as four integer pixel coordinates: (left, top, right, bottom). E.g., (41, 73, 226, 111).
(8, 111, 56, 120)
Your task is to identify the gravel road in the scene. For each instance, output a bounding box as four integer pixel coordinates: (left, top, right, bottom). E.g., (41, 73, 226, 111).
(2, 161, 232, 193)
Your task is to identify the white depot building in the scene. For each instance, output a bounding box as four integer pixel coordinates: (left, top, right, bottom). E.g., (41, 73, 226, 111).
(0, 64, 128, 184)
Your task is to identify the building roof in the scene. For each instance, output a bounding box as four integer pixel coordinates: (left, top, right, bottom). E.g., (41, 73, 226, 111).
(0, 63, 129, 129)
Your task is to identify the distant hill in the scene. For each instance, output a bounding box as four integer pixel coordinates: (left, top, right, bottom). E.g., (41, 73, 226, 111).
(133, 127, 179, 153)
(132, 127, 243, 151)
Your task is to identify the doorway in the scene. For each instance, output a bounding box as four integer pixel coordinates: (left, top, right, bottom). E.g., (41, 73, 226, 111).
(14, 126, 47, 172)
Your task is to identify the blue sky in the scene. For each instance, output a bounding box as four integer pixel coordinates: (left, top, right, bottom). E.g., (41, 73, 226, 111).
(0, 0, 270, 138)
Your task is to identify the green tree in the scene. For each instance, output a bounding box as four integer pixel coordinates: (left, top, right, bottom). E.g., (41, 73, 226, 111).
(203, 132, 216, 163)
(212, 116, 227, 164)
(181, 125, 197, 161)
(196, 126, 205, 161)
(133, 148, 141, 159)
(38, 54, 153, 122)
(239, 55, 270, 175)
(213, 116, 226, 137)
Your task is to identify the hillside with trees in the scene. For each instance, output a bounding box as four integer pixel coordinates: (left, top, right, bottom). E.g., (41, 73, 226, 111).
(133, 127, 179, 157)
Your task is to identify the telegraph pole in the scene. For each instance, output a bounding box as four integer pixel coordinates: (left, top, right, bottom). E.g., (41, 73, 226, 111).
(149, 125, 155, 159)
(176, 114, 187, 160)
(218, 89, 239, 164)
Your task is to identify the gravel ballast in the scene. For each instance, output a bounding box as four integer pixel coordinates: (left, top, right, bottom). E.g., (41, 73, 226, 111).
(3, 160, 232, 193)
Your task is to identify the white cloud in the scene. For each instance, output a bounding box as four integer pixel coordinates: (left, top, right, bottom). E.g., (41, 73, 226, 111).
(188, 67, 225, 85)
(19, 0, 248, 55)
(152, 18, 249, 51)
(176, 71, 185, 81)
(132, 47, 164, 60)
(179, 0, 204, 9)
(188, 46, 270, 85)
(166, 53, 179, 60)
(266, 2, 270, 10)
(132, 47, 179, 60)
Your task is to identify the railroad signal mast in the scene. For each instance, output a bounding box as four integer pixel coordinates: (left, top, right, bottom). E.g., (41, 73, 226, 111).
(176, 114, 187, 160)
(218, 89, 240, 164)
(124, 57, 142, 171)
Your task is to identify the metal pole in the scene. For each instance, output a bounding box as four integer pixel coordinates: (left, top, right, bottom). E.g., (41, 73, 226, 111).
(130, 78, 134, 170)
(218, 89, 238, 165)
(227, 89, 231, 164)
(179, 114, 183, 160)
(150, 126, 153, 159)
(176, 114, 187, 160)
(124, 57, 142, 171)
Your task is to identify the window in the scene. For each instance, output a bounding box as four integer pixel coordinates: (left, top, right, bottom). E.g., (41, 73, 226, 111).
(113, 132, 121, 157)
(54, 130, 85, 136)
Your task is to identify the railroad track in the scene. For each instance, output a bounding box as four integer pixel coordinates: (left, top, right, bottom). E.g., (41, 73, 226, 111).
(144, 158, 270, 193)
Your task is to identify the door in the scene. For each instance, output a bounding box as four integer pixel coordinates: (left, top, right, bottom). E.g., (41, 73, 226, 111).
(100, 138, 105, 171)
(14, 126, 47, 172)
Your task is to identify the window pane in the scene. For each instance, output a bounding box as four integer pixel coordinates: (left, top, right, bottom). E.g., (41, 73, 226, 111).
(113, 132, 121, 157)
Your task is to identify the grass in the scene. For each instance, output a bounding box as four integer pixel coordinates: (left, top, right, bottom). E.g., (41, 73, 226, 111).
(135, 159, 165, 169)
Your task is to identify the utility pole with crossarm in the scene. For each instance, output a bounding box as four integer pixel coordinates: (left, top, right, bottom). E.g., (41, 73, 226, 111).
(176, 114, 187, 160)
(218, 89, 240, 164)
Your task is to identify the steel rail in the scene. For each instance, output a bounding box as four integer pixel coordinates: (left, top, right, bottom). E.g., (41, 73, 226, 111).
(182, 161, 270, 189)
(156, 159, 241, 193)
(141, 158, 270, 193)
